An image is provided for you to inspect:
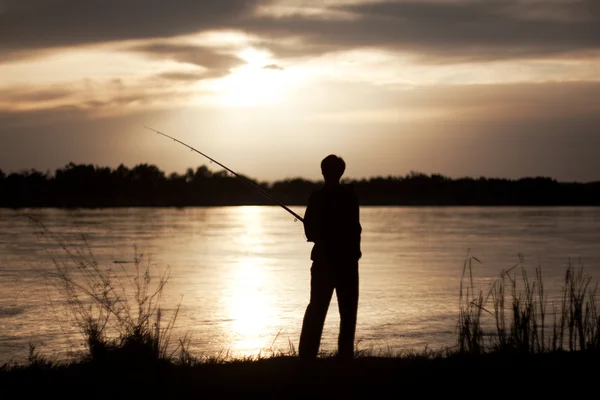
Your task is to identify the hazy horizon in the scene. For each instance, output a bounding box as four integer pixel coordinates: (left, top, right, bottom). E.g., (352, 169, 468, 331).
(1, 1, 599, 183)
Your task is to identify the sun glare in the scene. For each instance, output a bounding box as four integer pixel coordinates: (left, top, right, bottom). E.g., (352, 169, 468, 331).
(215, 48, 297, 107)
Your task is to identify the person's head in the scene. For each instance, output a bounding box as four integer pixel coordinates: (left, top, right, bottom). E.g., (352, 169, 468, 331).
(321, 154, 346, 185)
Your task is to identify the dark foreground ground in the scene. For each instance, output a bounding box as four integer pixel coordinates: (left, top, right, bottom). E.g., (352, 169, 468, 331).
(1, 351, 599, 399)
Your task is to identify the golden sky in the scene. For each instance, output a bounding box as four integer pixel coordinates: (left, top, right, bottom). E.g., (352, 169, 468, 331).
(1, 0, 599, 182)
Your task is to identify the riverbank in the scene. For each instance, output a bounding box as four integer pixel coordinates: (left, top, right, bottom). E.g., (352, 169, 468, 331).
(2, 349, 598, 398)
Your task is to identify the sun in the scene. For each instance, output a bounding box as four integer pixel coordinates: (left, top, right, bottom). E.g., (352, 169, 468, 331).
(215, 48, 296, 107)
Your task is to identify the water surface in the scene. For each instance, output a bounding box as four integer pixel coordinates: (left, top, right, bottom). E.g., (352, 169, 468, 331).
(1, 206, 599, 362)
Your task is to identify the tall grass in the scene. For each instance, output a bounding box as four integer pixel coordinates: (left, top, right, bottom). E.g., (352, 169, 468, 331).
(27, 215, 185, 364)
(458, 253, 600, 354)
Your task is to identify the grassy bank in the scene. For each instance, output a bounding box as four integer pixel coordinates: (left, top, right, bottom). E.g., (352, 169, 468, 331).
(1, 219, 599, 397)
(2, 349, 599, 398)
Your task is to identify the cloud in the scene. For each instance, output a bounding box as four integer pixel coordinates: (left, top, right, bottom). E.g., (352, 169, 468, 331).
(2, 1, 599, 65)
(0, 87, 74, 103)
(241, 0, 600, 62)
(262, 64, 284, 70)
(130, 42, 245, 70)
(0, 0, 260, 55)
(158, 70, 229, 82)
(0, 78, 196, 115)
(128, 42, 246, 82)
(4, 79, 599, 127)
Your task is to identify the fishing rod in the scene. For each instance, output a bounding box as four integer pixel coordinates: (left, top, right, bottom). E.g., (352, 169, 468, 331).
(144, 126, 304, 223)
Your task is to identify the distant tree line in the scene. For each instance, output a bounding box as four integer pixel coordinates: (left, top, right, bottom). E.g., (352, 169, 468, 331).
(0, 163, 599, 208)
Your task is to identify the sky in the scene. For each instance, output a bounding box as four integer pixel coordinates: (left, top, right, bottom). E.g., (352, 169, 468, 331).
(1, 0, 599, 183)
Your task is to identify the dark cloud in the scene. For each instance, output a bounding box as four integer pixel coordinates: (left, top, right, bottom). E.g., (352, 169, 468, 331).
(0, 0, 260, 54)
(130, 42, 245, 74)
(262, 63, 284, 70)
(2, 1, 599, 64)
(242, 0, 600, 62)
(128, 43, 245, 83)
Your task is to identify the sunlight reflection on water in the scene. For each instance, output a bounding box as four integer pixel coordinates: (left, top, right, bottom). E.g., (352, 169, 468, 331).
(1, 206, 599, 362)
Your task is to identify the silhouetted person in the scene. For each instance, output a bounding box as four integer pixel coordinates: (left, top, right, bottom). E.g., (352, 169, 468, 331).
(298, 154, 362, 360)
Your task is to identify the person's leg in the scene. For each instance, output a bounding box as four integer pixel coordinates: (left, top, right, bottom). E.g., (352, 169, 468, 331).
(298, 263, 335, 360)
(335, 260, 359, 359)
